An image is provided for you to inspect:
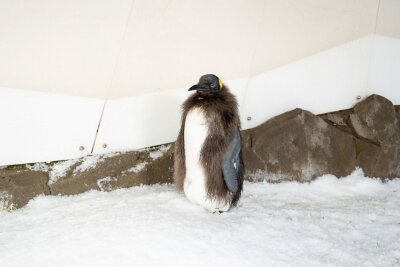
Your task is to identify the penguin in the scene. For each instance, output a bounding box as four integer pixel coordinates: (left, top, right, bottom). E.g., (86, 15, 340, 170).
(173, 74, 244, 212)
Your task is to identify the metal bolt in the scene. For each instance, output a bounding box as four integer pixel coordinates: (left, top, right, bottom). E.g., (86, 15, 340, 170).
(247, 116, 252, 121)
(356, 95, 361, 100)
(79, 146, 85, 151)
(102, 144, 108, 149)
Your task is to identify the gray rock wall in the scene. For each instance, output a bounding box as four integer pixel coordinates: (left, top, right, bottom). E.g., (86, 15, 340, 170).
(242, 109, 357, 182)
(0, 168, 50, 211)
(1, 145, 173, 210)
(1, 94, 399, 210)
(243, 95, 400, 182)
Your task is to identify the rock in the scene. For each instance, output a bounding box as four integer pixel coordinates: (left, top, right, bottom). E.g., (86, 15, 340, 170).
(50, 145, 173, 195)
(0, 167, 50, 210)
(105, 146, 173, 191)
(349, 95, 400, 178)
(349, 95, 399, 144)
(319, 109, 354, 135)
(319, 95, 400, 178)
(1, 145, 173, 210)
(354, 138, 389, 178)
(243, 109, 356, 182)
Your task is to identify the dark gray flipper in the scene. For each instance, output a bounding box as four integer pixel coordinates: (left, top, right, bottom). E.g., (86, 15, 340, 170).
(222, 129, 242, 193)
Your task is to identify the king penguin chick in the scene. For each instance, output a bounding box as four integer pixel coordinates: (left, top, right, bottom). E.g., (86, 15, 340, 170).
(174, 74, 244, 212)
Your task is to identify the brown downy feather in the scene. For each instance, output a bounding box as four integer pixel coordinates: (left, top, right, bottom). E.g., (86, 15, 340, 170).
(173, 85, 244, 206)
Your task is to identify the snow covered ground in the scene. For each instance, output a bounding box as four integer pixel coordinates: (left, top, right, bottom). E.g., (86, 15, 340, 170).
(1, 169, 400, 267)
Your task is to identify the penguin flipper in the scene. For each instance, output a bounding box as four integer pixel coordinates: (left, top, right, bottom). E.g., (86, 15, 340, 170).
(222, 129, 242, 193)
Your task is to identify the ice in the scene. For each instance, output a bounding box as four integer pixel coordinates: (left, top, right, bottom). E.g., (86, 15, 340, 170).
(1, 170, 399, 267)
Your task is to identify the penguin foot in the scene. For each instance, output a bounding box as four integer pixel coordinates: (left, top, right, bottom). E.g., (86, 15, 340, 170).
(209, 206, 231, 213)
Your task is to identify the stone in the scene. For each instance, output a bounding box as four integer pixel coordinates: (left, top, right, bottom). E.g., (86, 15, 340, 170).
(319, 109, 354, 135)
(50, 145, 173, 195)
(0, 167, 50, 210)
(242, 108, 356, 182)
(349, 95, 400, 178)
(318, 96, 400, 178)
(354, 138, 388, 178)
(349, 95, 399, 144)
(97, 146, 173, 192)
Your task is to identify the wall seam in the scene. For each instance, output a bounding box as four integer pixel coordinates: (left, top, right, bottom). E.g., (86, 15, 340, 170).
(90, 0, 136, 154)
(365, 0, 381, 98)
(240, 0, 268, 130)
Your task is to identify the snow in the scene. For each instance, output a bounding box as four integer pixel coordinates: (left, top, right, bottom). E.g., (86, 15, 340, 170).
(139, 144, 171, 160)
(97, 176, 117, 192)
(30, 153, 122, 186)
(149, 144, 171, 160)
(1, 170, 400, 267)
(26, 162, 49, 172)
(0, 192, 14, 212)
(124, 162, 149, 174)
(24, 156, 105, 186)
(73, 154, 104, 174)
(247, 169, 294, 183)
(48, 159, 79, 185)
(26, 160, 80, 185)
(4, 146, 168, 187)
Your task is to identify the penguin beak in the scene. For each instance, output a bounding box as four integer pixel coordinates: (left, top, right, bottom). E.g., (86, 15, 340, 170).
(188, 85, 198, 91)
(188, 85, 211, 92)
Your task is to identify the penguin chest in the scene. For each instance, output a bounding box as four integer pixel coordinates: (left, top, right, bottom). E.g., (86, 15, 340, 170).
(183, 108, 230, 212)
(183, 108, 209, 203)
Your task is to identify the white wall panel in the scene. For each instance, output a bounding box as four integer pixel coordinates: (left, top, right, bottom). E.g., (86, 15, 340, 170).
(224, 77, 249, 125)
(3, 34, 400, 165)
(368, 35, 400, 104)
(0, 88, 104, 166)
(243, 36, 374, 129)
(93, 88, 188, 154)
(93, 78, 248, 154)
(95, 36, 377, 154)
(2, 34, 400, 165)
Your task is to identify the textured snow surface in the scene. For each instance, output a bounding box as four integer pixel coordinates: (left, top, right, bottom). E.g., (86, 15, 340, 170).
(124, 162, 149, 174)
(139, 144, 171, 160)
(1, 170, 400, 267)
(48, 159, 79, 185)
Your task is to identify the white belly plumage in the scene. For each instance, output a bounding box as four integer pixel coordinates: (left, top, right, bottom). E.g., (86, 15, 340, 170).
(183, 108, 230, 212)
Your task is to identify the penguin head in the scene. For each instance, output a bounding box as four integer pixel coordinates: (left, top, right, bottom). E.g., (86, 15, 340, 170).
(188, 74, 223, 93)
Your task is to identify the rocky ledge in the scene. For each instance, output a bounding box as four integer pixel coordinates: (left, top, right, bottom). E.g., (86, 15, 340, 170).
(1, 94, 399, 210)
(243, 94, 400, 182)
